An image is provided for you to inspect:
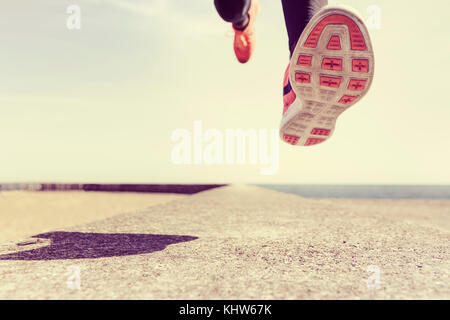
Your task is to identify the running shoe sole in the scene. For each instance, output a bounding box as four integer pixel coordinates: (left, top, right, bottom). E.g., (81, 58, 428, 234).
(280, 5, 375, 146)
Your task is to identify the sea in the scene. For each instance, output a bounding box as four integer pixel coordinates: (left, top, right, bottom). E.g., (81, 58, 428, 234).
(259, 185, 450, 199)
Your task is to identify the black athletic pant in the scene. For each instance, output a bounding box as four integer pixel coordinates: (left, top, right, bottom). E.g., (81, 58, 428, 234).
(214, 0, 328, 57)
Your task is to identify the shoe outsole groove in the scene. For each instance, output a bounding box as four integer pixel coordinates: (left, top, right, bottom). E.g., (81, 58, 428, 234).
(322, 58, 343, 71)
(297, 55, 312, 67)
(283, 134, 300, 145)
(320, 76, 341, 88)
(327, 35, 342, 50)
(311, 128, 331, 136)
(339, 95, 359, 104)
(348, 79, 367, 91)
(295, 72, 311, 83)
(352, 59, 369, 72)
(305, 137, 326, 146)
(303, 14, 367, 50)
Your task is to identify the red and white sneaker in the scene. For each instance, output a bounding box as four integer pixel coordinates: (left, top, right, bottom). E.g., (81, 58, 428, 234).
(233, 0, 258, 63)
(280, 5, 375, 146)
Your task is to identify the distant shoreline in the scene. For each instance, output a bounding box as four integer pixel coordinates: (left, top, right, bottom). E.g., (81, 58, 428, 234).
(1, 183, 449, 199)
(0, 184, 226, 194)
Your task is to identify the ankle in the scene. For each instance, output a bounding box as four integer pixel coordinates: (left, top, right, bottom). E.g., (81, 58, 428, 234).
(233, 13, 249, 31)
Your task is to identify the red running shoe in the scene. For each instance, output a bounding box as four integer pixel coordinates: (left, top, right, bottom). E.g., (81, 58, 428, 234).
(281, 5, 375, 146)
(233, 0, 258, 63)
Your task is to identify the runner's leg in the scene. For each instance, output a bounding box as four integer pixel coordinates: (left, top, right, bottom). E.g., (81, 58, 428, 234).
(281, 0, 328, 56)
(214, 0, 251, 30)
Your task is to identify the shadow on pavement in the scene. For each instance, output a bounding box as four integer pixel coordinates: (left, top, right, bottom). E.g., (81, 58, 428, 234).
(0, 232, 198, 260)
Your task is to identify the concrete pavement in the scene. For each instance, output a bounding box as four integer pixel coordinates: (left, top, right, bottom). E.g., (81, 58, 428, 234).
(0, 185, 448, 299)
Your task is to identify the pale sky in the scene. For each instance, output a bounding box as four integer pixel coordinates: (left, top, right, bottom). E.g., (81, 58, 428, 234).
(0, 0, 449, 184)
